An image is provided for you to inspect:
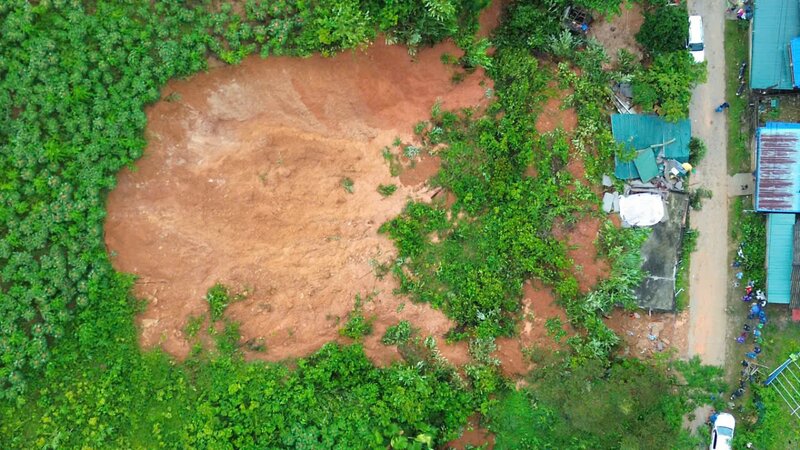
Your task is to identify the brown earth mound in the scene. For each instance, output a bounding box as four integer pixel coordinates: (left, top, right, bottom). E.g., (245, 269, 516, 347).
(589, 3, 645, 64)
(104, 39, 492, 364)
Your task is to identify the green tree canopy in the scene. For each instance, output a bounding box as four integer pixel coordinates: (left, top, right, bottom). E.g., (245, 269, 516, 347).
(636, 5, 689, 55)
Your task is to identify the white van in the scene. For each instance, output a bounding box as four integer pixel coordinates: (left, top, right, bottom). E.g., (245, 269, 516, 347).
(688, 15, 705, 63)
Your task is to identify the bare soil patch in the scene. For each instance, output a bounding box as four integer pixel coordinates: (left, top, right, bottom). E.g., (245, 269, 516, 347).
(605, 310, 689, 358)
(477, 0, 505, 39)
(535, 84, 578, 134)
(589, 3, 644, 64)
(104, 39, 491, 364)
(447, 415, 496, 450)
(553, 212, 610, 294)
(492, 281, 572, 377)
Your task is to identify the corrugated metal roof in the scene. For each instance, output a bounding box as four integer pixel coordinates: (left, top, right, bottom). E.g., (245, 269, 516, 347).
(755, 122, 800, 213)
(767, 213, 795, 304)
(611, 114, 691, 180)
(750, 0, 800, 90)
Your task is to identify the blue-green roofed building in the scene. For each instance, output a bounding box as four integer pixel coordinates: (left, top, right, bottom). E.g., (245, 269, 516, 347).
(611, 114, 691, 181)
(750, 0, 800, 90)
(766, 213, 795, 304)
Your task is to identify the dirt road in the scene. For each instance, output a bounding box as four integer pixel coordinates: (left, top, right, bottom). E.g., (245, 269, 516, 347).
(687, 0, 729, 366)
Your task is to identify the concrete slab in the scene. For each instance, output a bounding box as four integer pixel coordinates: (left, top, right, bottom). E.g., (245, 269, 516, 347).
(728, 172, 755, 197)
(635, 192, 691, 311)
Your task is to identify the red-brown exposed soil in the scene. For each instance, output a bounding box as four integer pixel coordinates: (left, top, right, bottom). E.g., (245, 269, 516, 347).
(447, 415, 496, 450)
(589, 3, 645, 65)
(399, 154, 442, 187)
(477, 0, 505, 39)
(605, 309, 689, 358)
(104, 39, 492, 364)
(553, 215, 609, 294)
(492, 281, 571, 377)
(535, 85, 578, 134)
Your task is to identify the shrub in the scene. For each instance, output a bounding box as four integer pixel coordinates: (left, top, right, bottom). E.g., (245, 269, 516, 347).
(381, 320, 413, 345)
(340, 177, 355, 193)
(633, 51, 707, 121)
(340, 294, 374, 340)
(688, 137, 707, 165)
(690, 187, 713, 210)
(377, 183, 398, 196)
(636, 4, 689, 55)
(206, 283, 231, 322)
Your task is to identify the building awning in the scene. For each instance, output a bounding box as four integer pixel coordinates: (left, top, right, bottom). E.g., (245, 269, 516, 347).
(766, 213, 795, 304)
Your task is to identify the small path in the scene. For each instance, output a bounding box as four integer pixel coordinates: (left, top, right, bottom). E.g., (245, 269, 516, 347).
(687, 0, 729, 366)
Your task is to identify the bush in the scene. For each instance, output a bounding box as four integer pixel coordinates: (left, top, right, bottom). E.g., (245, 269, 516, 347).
(206, 283, 231, 322)
(690, 187, 713, 210)
(340, 177, 355, 193)
(340, 295, 374, 340)
(381, 320, 413, 345)
(688, 137, 707, 165)
(377, 183, 398, 196)
(633, 51, 707, 121)
(636, 4, 690, 55)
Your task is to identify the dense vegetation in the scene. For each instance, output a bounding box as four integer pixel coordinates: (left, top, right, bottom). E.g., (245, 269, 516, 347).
(0, 0, 731, 447)
(636, 2, 689, 54)
(0, 1, 491, 446)
(488, 357, 725, 449)
(0, 0, 486, 400)
(631, 1, 706, 121)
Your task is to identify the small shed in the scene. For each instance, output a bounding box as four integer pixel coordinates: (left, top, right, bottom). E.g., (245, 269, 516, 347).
(766, 213, 795, 304)
(750, 0, 800, 91)
(755, 122, 800, 213)
(611, 114, 691, 181)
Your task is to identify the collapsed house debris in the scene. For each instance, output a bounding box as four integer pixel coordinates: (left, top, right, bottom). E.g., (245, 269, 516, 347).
(602, 114, 695, 311)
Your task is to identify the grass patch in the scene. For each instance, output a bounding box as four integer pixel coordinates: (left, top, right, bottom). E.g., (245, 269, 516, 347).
(725, 20, 751, 174)
(674, 227, 698, 311)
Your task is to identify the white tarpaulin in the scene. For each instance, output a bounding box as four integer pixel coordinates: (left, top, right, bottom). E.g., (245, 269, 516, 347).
(619, 193, 664, 226)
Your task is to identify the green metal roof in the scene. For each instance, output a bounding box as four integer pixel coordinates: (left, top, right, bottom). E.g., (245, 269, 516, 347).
(634, 149, 659, 182)
(750, 0, 800, 90)
(611, 114, 691, 180)
(766, 213, 795, 304)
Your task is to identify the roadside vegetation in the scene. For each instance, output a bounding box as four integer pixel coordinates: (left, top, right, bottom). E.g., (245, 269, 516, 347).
(632, 0, 706, 121)
(727, 197, 800, 449)
(725, 20, 752, 174)
(488, 356, 725, 449)
(0, 0, 729, 447)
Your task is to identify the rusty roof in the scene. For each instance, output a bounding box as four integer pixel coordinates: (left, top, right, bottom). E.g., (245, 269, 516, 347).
(755, 123, 800, 213)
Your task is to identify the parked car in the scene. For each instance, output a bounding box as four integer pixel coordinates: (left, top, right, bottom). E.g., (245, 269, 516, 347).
(688, 15, 705, 63)
(710, 412, 735, 450)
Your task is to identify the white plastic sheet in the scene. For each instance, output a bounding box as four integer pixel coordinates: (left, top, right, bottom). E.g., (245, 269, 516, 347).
(619, 193, 664, 226)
